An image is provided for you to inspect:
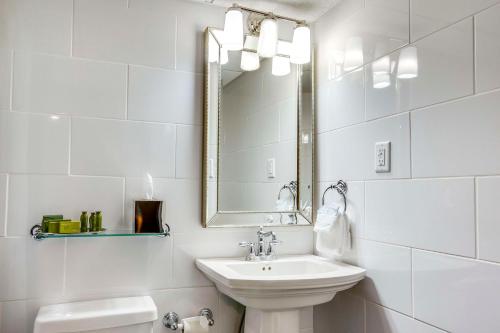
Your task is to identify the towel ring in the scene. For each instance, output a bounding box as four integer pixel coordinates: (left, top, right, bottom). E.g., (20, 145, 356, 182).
(278, 181, 297, 204)
(321, 180, 348, 213)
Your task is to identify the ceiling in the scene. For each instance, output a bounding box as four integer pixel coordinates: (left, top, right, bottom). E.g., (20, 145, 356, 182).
(188, 0, 342, 22)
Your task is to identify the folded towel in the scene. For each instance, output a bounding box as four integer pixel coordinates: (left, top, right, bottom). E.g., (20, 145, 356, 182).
(315, 202, 351, 258)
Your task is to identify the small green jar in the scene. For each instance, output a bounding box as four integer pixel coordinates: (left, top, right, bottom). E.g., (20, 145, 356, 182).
(95, 211, 102, 231)
(80, 211, 89, 232)
(89, 212, 96, 232)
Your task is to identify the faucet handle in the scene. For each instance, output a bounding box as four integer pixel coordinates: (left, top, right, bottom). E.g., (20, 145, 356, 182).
(266, 238, 282, 256)
(239, 241, 257, 261)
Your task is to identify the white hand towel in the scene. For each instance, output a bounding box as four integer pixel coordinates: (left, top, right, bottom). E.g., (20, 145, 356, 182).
(315, 204, 351, 258)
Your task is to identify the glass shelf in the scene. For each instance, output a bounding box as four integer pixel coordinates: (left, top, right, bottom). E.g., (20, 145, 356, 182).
(30, 224, 170, 240)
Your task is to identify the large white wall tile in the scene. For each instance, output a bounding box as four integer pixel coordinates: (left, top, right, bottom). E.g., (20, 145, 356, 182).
(176, 125, 202, 179)
(0, 298, 63, 333)
(0, 238, 64, 301)
(365, 178, 475, 257)
(0, 112, 69, 174)
(314, 292, 365, 333)
(408, 19, 473, 110)
(411, 0, 499, 41)
(475, 4, 500, 93)
(13, 53, 127, 119)
(413, 250, 500, 332)
(0, 0, 72, 55)
(128, 66, 202, 124)
(71, 117, 176, 177)
(65, 237, 172, 297)
(317, 69, 365, 133)
(317, 113, 410, 181)
(0, 49, 11, 110)
(0, 174, 6, 236)
(477, 176, 500, 263)
(73, 0, 176, 69)
(345, 240, 412, 315)
(366, 301, 446, 333)
(125, 177, 200, 234)
(7, 175, 124, 237)
(412, 90, 500, 177)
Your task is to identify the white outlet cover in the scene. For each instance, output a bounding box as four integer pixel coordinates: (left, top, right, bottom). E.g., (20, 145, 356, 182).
(267, 158, 276, 178)
(375, 141, 391, 173)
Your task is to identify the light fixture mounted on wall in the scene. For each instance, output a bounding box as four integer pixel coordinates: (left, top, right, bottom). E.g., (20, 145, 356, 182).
(221, 3, 311, 76)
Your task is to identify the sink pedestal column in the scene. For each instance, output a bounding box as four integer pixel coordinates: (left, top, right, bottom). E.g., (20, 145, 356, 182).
(244, 308, 300, 333)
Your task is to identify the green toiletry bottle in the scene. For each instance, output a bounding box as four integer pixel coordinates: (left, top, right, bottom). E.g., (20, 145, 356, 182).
(80, 211, 89, 232)
(96, 211, 102, 231)
(89, 212, 96, 232)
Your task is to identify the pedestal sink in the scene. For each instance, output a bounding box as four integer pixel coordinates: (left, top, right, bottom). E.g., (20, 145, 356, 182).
(196, 255, 365, 333)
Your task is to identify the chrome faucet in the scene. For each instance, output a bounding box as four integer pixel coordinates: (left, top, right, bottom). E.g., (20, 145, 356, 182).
(239, 226, 282, 261)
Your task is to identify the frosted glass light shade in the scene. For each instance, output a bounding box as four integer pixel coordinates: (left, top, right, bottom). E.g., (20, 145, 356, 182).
(220, 47, 229, 65)
(373, 72, 391, 89)
(272, 55, 290, 76)
(224, 8, 243, 51)
(241, 51, 260, 71)
(344, 37, 364, 71)
(291, 25, 311, 64)
(258, 18, 278, 58)
(397, 46, 418, 79)
(244, 35, 259, 51)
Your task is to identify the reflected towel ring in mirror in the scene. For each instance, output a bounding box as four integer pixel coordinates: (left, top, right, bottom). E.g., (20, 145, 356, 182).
(278, 181, 298, 204)
(321, 180, 348, 213)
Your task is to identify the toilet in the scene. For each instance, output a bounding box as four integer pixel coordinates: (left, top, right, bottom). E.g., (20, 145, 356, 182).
(34, 296, 158, 333)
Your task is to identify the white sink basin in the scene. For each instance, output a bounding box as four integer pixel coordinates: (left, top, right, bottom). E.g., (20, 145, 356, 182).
(196, 255, 365, 333)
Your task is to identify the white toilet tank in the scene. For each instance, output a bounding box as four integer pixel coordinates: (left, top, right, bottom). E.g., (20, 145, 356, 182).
(34, 296, 158, 333)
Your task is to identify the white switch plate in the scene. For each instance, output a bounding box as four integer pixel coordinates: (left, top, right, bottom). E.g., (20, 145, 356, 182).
(267, 158, 276, 178)
(375, 141, 391, 173)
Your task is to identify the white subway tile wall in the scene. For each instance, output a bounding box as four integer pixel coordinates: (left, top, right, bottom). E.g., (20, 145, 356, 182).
(0, 0, 314, 332)
(314, 0, 500, 332)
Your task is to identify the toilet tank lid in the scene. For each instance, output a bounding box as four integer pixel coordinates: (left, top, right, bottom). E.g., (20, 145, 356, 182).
(34, 296, 158, 333)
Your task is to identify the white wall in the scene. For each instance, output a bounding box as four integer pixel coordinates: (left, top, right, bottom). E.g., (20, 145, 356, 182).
(0, 0, 313, 332)
(314, 0, 500, 332)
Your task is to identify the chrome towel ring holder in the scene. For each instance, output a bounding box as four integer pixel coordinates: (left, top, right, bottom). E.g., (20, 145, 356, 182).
(321, 180, 348, 213)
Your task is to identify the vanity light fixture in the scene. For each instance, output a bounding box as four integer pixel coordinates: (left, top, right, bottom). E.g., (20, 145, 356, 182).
(258, 17, 278, 58)
(272, 55, 291, 76)
(224, 6, 244, 51)
(241, 50, 260, 71)
(221, 3, 310, 74)
(291, 24, 311, 64)
(397, 46, 418, 79)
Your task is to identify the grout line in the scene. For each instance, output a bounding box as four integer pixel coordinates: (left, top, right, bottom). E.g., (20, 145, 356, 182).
(9, 49, 14, 112)
(125, 65, 129, 120)
(3, 174, 9, 236)
(474, 177, 479, 259)
(410, 248, 414, 318)
(70, 0, 75, 57)
(68, 117, 72, 175)
(472, 15, 477, 94)
(408, 111, 413, 179)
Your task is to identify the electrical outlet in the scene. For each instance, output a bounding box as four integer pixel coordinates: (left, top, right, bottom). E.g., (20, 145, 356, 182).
(375, 141, 391, 173)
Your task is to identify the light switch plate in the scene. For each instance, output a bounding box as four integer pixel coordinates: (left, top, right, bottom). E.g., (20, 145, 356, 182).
(267, 158, 276, 178)
(208, 158, 215, 178)
(375, 141, 391, 173)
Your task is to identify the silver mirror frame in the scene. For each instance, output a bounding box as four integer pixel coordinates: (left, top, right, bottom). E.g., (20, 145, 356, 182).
(202, 27, 315, 228)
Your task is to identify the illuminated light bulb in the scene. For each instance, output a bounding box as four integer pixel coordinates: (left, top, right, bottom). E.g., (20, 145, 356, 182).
(223, 7, 243, 51)
(258, 18, 278, 58)
(241, 50, 260, 71)
(272, 55, 291, 76)
(291, 25, 311, 64)
(397, 46, 418, 79)
(343, 36, 364, 71)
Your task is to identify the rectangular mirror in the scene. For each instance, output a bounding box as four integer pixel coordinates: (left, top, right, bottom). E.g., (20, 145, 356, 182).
(202, 28, 314, 227)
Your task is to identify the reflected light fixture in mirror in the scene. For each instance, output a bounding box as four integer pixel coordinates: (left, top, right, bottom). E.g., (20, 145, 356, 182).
(372, 55, 391, 89)
(241, 51, 260, 71)
(397, 46, 418, 79)
(258, 17, 278, 58)
(272, 55, 291, 76)
(224, 6, 243, 50)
